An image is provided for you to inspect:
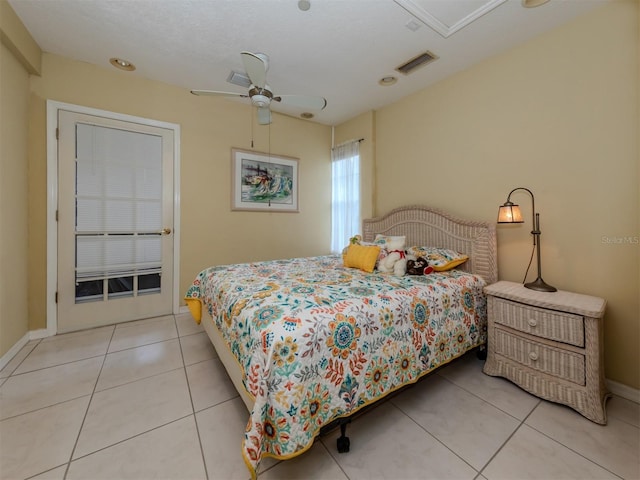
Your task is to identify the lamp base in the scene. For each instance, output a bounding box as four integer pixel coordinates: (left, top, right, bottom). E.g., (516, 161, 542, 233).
(524, 277, 557, 293)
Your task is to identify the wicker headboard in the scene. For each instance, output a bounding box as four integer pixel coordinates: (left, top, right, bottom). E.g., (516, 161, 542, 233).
(362, 205, 497, 284)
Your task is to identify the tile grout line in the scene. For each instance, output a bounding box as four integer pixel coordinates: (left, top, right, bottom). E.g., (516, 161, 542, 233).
(61, 325, 117, 480)
(476, 398, 542, 477)
(0, 339, 43, 378)
(389, 398, 481, 476)
(435, 366, 534, 422)
(389, 368, 542, 478)
(0, 391, 95, 423)
(176, 314, 211, 480)
(434, 370, 539, 474)
(2, 353, 107, 379)
(432, 368, 586, 477)
(523, 416, 627, 480)
(94, 363, 185, 393)
(438, 363, 639, 478)
(64, 413, 198, 464)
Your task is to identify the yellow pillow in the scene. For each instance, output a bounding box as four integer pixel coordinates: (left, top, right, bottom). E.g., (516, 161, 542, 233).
(343, 244, 381, 273)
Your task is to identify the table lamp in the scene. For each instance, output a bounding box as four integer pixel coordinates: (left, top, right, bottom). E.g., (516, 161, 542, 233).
(497, 187, 557, 292)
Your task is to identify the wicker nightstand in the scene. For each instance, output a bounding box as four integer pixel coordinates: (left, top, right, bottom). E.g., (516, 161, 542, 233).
(483, 281, 609, 424)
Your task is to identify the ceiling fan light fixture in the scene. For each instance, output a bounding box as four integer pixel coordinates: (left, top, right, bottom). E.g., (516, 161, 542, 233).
(251, 94, 271, 108)
(109, 57, 135, 71)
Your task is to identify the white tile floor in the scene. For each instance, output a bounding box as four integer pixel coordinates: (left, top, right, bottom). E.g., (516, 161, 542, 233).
(1, 313, 638, 480)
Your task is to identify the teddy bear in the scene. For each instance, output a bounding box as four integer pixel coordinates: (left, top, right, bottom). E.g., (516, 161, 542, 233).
(376, 237, 407, 276)
(405, 255, 434, 276)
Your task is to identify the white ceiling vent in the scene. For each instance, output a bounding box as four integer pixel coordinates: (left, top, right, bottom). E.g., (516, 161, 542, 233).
(395, 51, 438, 75)
(227, 70, 252, 88)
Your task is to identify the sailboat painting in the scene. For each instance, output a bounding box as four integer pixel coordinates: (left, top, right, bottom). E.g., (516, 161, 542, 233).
(231, 148, 299, 212)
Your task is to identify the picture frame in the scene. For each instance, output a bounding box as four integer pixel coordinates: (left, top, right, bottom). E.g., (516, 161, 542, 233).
(231, 148, 299, 212)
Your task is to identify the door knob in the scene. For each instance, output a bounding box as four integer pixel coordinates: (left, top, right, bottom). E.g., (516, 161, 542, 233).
(162, 228, 172, 235)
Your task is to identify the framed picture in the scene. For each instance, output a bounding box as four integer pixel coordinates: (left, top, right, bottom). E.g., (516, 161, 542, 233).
(231, 148, 299, 212)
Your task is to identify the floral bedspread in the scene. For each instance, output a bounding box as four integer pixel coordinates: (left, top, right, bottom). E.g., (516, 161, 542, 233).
(185, 255, 487, 478)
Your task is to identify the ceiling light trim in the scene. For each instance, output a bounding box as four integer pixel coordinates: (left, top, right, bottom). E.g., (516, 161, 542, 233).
(394, 0, 508, 38)
(109, 57, 135, 71)
(378, 76, 398, 86)
(522, 0, 551, 7)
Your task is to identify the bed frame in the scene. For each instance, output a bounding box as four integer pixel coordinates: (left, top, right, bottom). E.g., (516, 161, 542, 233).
(199, 205, 497, 451)
(362, 205, 497, 284)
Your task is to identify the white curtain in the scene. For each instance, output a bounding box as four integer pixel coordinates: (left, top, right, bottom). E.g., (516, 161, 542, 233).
(331, 140, 360, 253)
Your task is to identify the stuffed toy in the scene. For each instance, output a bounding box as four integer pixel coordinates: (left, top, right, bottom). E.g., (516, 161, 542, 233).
(377, 237, 407, 276)
(349, 234, 363, 245)
(342, 235, 363, 259)
(406, 256, 434, 276)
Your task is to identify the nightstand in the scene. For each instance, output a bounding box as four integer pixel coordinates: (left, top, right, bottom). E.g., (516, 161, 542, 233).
(482, 280, 608, 424)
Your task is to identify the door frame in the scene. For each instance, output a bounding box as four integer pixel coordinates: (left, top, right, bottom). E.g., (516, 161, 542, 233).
(46, 100, 181, 335)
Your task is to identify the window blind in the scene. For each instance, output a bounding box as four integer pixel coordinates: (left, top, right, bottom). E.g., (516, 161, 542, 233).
(75, 124, 163, 280)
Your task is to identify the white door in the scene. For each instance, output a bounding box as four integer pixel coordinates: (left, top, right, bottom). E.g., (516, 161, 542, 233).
(57, 110, 175, 332)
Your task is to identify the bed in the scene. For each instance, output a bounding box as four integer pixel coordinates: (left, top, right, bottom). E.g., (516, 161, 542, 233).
(185, 205, 497, 478)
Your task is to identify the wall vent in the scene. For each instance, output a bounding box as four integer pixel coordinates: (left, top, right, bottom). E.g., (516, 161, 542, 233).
(395, 51, 439, 75)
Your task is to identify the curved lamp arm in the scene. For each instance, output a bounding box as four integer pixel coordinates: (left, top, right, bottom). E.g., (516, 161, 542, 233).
(497, 187, 556, 292)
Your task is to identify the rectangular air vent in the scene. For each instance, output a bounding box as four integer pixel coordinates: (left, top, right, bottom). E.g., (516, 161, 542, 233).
(396, 51, 439, 75)
(227, 71, 251, 88)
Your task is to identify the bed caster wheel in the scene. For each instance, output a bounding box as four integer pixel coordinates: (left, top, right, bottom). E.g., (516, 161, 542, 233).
(477, 345, 487, 360)
(337, 435, 350, 453)
(337, 420, 350, 453)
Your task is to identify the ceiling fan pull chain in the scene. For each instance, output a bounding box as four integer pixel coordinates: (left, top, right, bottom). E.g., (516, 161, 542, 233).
(268, 120, 272, 207)
(250, 104, 254, 148)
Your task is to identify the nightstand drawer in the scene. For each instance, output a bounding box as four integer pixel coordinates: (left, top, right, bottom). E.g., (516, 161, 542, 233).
(492, 297, 584, 347)
(494, 328, 585, 385)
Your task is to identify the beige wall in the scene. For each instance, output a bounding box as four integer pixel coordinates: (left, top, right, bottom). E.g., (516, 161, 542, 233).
(370, 1, 639, 389)
(0, 0, 41, 75)
(0, 0, 41, 357)
(26, 53, 332, 332)
(0, 42, 31, 355)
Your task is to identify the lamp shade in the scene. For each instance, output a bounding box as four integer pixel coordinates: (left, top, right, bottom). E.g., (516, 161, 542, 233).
(497, 203, 524, 223)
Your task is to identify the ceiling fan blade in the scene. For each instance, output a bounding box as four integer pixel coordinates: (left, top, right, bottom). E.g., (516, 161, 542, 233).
(191, 89, 248, 98)
(257, 106, 271, 125)
(241, 51, 267, 89)
(273, 94, 327, 111)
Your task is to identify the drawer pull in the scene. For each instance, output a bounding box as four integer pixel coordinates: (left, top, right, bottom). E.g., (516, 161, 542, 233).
(527, 318, 537, 327)
(529, 351, 539, 361)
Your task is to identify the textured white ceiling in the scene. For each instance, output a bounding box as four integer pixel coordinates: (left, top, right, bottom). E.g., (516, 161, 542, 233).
(9, 0, 609, 125)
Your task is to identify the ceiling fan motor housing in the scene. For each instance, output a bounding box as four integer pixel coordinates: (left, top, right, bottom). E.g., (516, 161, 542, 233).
(249, 86, 273, 108)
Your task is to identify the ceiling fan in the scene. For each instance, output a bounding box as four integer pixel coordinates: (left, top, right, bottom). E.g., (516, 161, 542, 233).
(191, 51, 327, 125)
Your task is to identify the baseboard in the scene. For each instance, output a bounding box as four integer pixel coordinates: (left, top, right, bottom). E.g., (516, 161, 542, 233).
(0, 329, 54, 372)
(178, 305, 190, 314)
(607, 379, 640, 404)
(0, 332, 30, 372)
(29, 328, 53, 340)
